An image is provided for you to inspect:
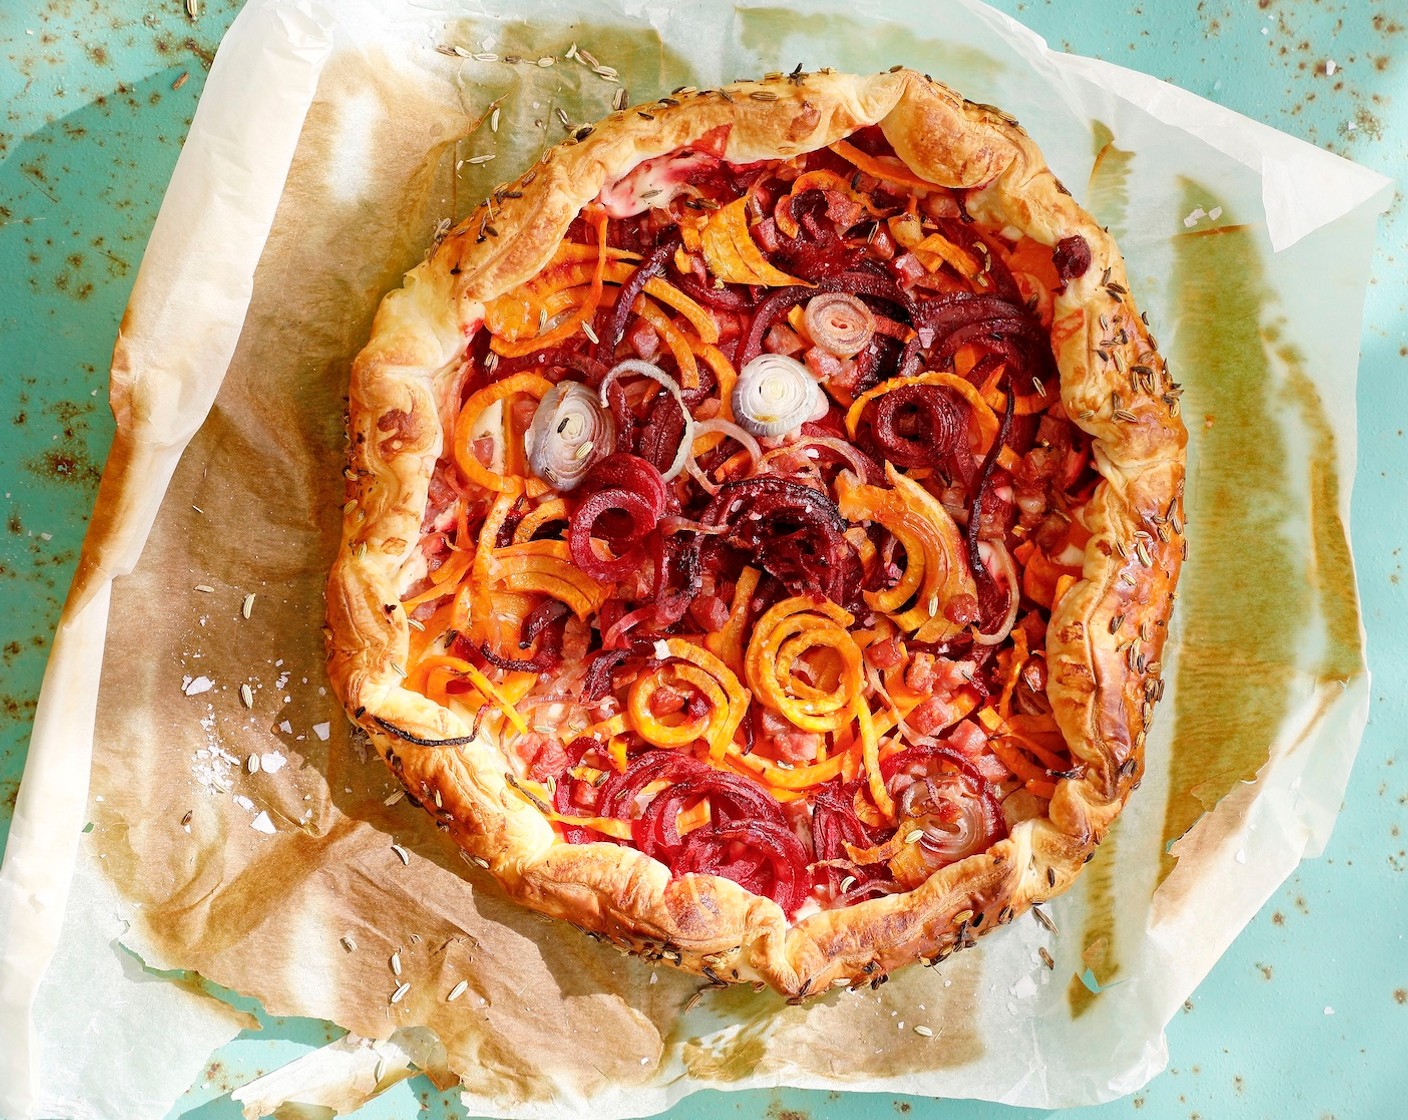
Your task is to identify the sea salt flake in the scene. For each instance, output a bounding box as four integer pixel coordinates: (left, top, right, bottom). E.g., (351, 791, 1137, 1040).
(313, 722, 331, 742)
(279, 720, 293, 734)
(1010, 974, 1038, 1000)
(250, 811, 276, 834)
(1208, 206, 1223, 220)
(260, 751, 287, 774)
(184, 675, 214, 696)
(233, 795, 254, 811)
(1326, 60, 1337, 76)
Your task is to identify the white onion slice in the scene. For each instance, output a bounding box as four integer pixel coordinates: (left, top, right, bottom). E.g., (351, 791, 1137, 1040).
(598, 359, 695, 481)
(733, 353, 825, 439)
(693, 417, 764, 467)
(525, 381, 613, 491)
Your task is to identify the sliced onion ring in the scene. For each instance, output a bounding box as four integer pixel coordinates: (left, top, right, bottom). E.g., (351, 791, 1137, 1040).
(694, 417, 764, 468)
(526, 381, 614, 491)
(803, 292, 876, 358)
(733, 354, 825, 439)
(598, 359, 694, 481)
(972, 538, 1020, 645)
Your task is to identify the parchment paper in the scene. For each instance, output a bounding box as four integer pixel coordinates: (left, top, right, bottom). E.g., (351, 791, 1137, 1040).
(0, 1, 1391, 1118)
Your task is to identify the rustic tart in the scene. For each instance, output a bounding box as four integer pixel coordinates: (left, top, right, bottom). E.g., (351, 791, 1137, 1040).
(325, 67, 1186, 999)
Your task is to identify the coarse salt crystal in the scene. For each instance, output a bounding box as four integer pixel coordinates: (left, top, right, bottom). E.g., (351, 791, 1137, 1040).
(279, 720, 293, 734)
(313, 722, 331, 742)
(261, 751, 287, 774)
(250, 811, 276, 834)
(1208, 206, 1223, 220)
(1010, 974, 1038, 1000)
(233, 795, 254, 811)
(1326, 60, 1337, 76)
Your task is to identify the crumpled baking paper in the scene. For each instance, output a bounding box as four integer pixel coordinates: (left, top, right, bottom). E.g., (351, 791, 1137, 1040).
(0, 0, 1391, 1117)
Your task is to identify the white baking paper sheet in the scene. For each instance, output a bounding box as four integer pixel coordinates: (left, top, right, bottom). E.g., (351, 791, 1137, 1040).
(0, 1, 1390, 1118)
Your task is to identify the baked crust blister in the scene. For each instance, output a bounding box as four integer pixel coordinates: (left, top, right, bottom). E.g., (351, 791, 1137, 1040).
(325, 68, 1186, 997)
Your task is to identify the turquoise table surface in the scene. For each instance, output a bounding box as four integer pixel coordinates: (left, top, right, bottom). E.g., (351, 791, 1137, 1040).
(1, 2, 1404, 1118)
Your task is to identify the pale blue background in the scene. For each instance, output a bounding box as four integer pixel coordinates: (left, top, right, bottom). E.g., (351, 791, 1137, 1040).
(1, 1, 1403, 1117)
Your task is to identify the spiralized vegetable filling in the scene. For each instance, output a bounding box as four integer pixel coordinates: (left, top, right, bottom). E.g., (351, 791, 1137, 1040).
(400, 125, 1101, 917)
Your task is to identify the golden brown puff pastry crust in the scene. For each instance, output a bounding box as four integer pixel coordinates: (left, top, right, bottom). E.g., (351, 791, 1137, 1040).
(325, 68, 1186, 997)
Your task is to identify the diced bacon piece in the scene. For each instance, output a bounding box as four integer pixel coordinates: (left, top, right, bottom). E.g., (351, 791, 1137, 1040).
(688, 593, 731, 633)
(627, 318, 662, 360)
(759, 709, 822, 764)
(910, 695, 960, 735)
(865, 637, 903, 670)
(804, 346, 844, 381)
(892, 252, 926, 286)
(648, 682, 692, 717)
(765, 323, 806, 355)
(904, 652, 941, 694)
(520, 734, 569, 782)
(823, 191, 863, 229)
(864, 222, 896, 261)
(946, 719, 989, 758)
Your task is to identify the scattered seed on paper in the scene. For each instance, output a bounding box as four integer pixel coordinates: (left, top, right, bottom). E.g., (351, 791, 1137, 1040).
(447, 980, 469, 1001)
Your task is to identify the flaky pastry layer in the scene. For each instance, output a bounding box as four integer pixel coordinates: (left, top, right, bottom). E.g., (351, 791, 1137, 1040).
(325, 68, 1186, 997)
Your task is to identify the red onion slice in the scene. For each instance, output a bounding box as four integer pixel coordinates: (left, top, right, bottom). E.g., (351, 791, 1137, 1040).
(804, 292, 876, 357)
(526, 381, 614, 491)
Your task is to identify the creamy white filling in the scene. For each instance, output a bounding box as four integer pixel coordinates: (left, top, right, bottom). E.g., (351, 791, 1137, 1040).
(599, 150, 716, 217)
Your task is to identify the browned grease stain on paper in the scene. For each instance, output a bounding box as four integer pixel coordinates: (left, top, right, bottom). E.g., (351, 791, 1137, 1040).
(1158, 185, 1299, 881)
(1087, 121, 1133, 242)
(1279, 355, 1364, 687)
(1066, 828, 1119, 1018)
(1158, 183, 1364, 884)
